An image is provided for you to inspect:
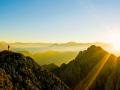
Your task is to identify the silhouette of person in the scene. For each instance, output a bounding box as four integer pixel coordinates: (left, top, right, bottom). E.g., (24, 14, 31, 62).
(8, 45, 10, 51)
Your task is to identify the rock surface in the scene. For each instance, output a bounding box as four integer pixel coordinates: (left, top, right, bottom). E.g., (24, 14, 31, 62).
(46, 45, 120, 90)
(0, 50, 70, 90)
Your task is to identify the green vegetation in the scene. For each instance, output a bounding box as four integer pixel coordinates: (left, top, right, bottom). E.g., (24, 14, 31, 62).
(18, 50, 78, 66)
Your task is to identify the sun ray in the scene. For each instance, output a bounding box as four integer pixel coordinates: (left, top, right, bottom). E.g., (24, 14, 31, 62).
(75, 53, 111, 90)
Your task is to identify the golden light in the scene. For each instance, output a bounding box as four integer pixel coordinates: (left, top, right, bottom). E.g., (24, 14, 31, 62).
(75, 54, 111, 90)
(109, 33, 120, 51)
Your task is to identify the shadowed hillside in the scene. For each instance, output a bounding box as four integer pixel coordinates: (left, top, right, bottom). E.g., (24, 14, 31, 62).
(44, 45, 120, 90)
(18, 50, 77, 66)
(0, 50, 70, 90)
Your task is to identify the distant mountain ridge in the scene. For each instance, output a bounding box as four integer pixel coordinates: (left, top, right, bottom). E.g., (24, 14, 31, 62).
(0, 41, 112, 55)
(18, 50, 77, 66)
(0, 41, 109, 48)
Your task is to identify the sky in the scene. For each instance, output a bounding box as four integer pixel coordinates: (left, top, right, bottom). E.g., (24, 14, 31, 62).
(0, 0, 120, 43)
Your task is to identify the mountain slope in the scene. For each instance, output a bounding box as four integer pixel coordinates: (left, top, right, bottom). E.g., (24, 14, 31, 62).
(0, 50, 70, 90)
(18, 50, 77, 66)
(47, 45, 119, 90)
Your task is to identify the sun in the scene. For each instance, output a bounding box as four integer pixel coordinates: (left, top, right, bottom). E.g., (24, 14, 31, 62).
(109, 33, 120, 51)
(112, 39, 120, 51)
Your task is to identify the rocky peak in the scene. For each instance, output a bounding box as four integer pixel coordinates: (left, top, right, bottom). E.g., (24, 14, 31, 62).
(0, 50, 70, 90)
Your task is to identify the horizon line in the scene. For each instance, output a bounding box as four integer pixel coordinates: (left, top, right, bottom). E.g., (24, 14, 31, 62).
(0, 41, 110, 44)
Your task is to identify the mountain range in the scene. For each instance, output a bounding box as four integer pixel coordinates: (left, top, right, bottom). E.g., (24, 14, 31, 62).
(0, 41, 110, 52)
(44, 45, 120, 90)
(0, 45, 120, 90)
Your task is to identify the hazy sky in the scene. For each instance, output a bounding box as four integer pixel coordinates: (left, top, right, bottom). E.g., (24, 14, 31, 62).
(0, 0, 120, 43)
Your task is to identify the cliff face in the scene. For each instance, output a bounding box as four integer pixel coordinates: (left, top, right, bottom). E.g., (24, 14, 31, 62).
(46, 45, 120, 90)
(50, 45, 109, 89)
(0, 50, 70, 90)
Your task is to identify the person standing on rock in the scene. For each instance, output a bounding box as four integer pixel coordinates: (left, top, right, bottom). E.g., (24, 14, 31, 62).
(8, 45, 10, 51)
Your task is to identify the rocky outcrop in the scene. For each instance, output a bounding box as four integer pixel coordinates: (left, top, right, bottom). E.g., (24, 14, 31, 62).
(0, 50, 70, 90)
(47, 45, 120, 90)
(0, 68, 13, 90)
